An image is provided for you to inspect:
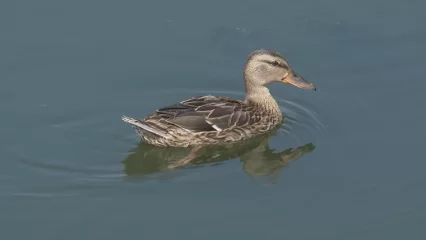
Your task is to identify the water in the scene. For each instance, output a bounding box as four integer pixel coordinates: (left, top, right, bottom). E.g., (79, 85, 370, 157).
(2, 0, 426, 239)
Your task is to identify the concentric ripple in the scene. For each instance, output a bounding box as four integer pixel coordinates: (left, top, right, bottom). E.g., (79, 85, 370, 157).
(276, 97, 329, 146)
(10, 104, 128, 197)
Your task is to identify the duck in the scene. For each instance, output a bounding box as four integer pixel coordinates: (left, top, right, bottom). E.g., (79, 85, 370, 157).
(121, 49, 316, 147)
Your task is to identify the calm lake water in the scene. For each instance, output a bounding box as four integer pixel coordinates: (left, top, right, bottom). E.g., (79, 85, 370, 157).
(2, 0, 426, 239)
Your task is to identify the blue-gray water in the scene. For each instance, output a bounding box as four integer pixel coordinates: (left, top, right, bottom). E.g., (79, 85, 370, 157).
(2, 0, 426, 239)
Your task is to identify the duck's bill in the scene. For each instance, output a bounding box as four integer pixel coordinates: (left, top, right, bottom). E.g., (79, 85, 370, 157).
(282, 73, 316, 91)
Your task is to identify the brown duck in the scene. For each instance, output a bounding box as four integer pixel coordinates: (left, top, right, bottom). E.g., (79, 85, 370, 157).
(122, 49, 316, 147)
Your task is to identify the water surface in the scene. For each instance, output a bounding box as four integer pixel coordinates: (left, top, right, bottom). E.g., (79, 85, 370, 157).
(1, 0, 426, 239)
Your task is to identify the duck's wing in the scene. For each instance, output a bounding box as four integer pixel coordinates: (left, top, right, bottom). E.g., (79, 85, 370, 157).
(150, 95, 261, 132)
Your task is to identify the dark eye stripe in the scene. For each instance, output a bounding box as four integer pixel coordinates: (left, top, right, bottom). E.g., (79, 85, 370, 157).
(262, 60, 288, 69)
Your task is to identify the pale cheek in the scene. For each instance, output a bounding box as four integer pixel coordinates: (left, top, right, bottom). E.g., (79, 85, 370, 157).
(269, 70, 281, 80)
(255, 64, 268, 72)
(253, 65, 270, 79)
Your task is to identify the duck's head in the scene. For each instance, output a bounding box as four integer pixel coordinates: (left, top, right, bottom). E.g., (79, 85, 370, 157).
(244, 49, 316, 91)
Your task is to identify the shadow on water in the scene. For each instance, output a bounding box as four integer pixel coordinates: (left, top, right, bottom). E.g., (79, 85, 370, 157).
(121, 128, 315, 182)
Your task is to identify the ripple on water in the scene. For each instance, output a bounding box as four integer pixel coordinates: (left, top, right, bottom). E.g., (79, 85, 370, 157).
(11, 105, 129, 197)
(277, 98, 329, 145)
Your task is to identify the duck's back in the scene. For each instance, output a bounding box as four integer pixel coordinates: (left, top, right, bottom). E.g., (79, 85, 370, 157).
(123, 95, 282, 147)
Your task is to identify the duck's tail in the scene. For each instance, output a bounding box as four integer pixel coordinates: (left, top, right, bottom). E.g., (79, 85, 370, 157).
(121, 116, 167, 138)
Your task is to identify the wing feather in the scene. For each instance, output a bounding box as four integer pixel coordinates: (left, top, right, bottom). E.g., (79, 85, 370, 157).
(146, 95, 258, 132)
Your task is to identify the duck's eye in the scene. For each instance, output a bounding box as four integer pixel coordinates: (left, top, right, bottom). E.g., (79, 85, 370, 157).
(271, 61, 279, 66)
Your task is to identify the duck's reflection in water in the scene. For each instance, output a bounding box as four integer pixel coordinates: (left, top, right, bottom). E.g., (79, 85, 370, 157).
(122, 129, 315, 182)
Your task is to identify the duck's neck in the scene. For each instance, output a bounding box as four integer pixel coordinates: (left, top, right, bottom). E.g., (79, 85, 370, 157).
(244, 80, 282, 117)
